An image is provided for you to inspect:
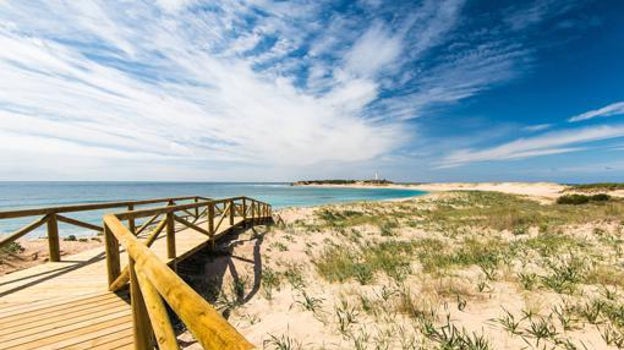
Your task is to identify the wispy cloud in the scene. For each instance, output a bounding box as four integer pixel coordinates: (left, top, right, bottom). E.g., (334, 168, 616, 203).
(504, 0, 584, 31)
(523, 123, 552, 132)
(439, 124, 624, 168)
(568, 101, 624, 122)
(0, 0, 575, 179)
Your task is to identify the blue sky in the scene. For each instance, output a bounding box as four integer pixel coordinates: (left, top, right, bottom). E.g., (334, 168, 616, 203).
(0, 0, 623, 182)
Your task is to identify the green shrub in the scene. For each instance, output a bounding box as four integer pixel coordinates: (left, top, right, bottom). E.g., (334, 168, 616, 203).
(64, 234, 77, 241)
(557, 193, 611, 205)
(591, 193, 611, 202)
(557, 194, 590, 205)
(568, 183, 624, 192)
(1, 241, 24, 254)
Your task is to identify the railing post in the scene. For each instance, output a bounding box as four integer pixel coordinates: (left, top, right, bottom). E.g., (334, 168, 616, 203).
(194, 197, 199, 219)
(242, 198, 247, 223)
(229, 200, 235, 226)
(166, 211, 175, 260)
(251, 201, 255, 225)
(47, 213, 61, 262)
(208, 202, 215, 237)
(129, 257, 154, 350)
(256, 203, 260, 224)
(128, 204, 135, 235)
(104, 222, 121, 287)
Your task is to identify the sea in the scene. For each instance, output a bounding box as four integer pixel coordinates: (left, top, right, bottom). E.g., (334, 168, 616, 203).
(0, 182, 425, 238)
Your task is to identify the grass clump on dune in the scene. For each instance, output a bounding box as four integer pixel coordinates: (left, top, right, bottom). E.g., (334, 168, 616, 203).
(567, 182, 624, 192)
(314, 241, 413, 284)
(556, 193, 611, 205)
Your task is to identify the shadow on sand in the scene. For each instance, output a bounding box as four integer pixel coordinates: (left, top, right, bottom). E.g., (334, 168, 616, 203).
(176, 223, 269, 320)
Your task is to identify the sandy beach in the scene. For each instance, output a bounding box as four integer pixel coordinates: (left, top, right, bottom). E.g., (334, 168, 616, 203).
(175, 183, 624, 349)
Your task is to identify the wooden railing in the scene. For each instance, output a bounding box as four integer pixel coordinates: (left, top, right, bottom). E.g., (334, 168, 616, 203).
(0, 196, 204, 262)
(103, 196, 272, 349)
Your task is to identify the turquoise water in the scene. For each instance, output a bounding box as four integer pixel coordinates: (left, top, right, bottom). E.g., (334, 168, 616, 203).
(0, 182, 425, 237)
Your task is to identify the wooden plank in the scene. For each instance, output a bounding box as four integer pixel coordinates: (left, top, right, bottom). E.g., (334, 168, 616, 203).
(213, 202, 231, 233)
(0, 214, 49, 248)
(208, 203, 215, 236)
(229, 200, 235, 226)
(137, 270, 179, 350)
(0, 292, 119, 318)
(0, 312, 132, 349)
(0, 196, 200, 220)
(135, 213, 160, 235)
(127, 204, 136, 234)
(0, 301, 129, 341)
(166, 212, 175, 259)
(114, 197, 243, 220)
(242, 198, 247, 221)
(129, 258, 154, 350)
(0, 296, 125, 332)
(194, 197, 199, 219)
(104, 223, 121, 287)
(90, 336, 134, 350)
(47, 325, 133, 350)
(173, 214, 212, 237)
(109, 218, 167, 292)
(56, 214, 103, 232)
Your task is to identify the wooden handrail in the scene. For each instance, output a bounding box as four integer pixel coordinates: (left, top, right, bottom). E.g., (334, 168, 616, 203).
(0, 196, 206, 260)
(104, 211, 256, 349)
(0, 214, 50, 247)
(0, 195, 201, 219)
(135, 213, 162, 236)
(213, 202, 232, 233)
(0, 194, 272, 348)
(102, 195, 272, 348)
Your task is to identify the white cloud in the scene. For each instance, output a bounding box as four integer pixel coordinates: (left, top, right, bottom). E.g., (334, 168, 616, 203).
(0, 0, 560, 179)
(439, 125, 624, 168)
(568, 101, 624, 122)
(0, 1, 410, 177)
(343, 22, 402, 78)
(523, 123, 552, 132)
(504, 0, 582, 31)
(155, 0, 196, 13)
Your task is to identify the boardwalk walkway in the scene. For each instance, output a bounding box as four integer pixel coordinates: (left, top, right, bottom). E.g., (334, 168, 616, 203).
(0, 196, 270, 349)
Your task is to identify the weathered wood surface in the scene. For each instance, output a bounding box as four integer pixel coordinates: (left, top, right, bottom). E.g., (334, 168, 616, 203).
(0, 217, 248, 349)
(0, 291, 133, 350)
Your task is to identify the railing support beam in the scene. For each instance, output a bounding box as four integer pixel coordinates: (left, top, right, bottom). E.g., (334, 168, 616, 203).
(242, 198, 247, 223)
(166, 212, 175, 260)
(229, 200, 235, 226)
(128, 204, 136, 235)
(104, 223, 121, 287)
(208, 203, 215, 237)
(47, 214, 61, 262)
(129, 257, 155, 350)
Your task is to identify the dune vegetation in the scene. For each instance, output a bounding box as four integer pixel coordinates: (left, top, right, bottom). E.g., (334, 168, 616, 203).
(187, 191, 624, 349)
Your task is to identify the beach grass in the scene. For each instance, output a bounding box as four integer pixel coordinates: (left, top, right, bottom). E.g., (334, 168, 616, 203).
(58, 184, 617, 349)
(213, 190, 624, 349)
(566, 182, 624, 192)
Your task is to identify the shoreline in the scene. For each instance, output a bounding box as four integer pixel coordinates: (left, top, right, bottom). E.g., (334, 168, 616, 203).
(293, 181, 624, 201)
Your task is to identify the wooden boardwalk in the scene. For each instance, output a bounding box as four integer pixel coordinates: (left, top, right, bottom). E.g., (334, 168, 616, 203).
(0, 196, 269, 349)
